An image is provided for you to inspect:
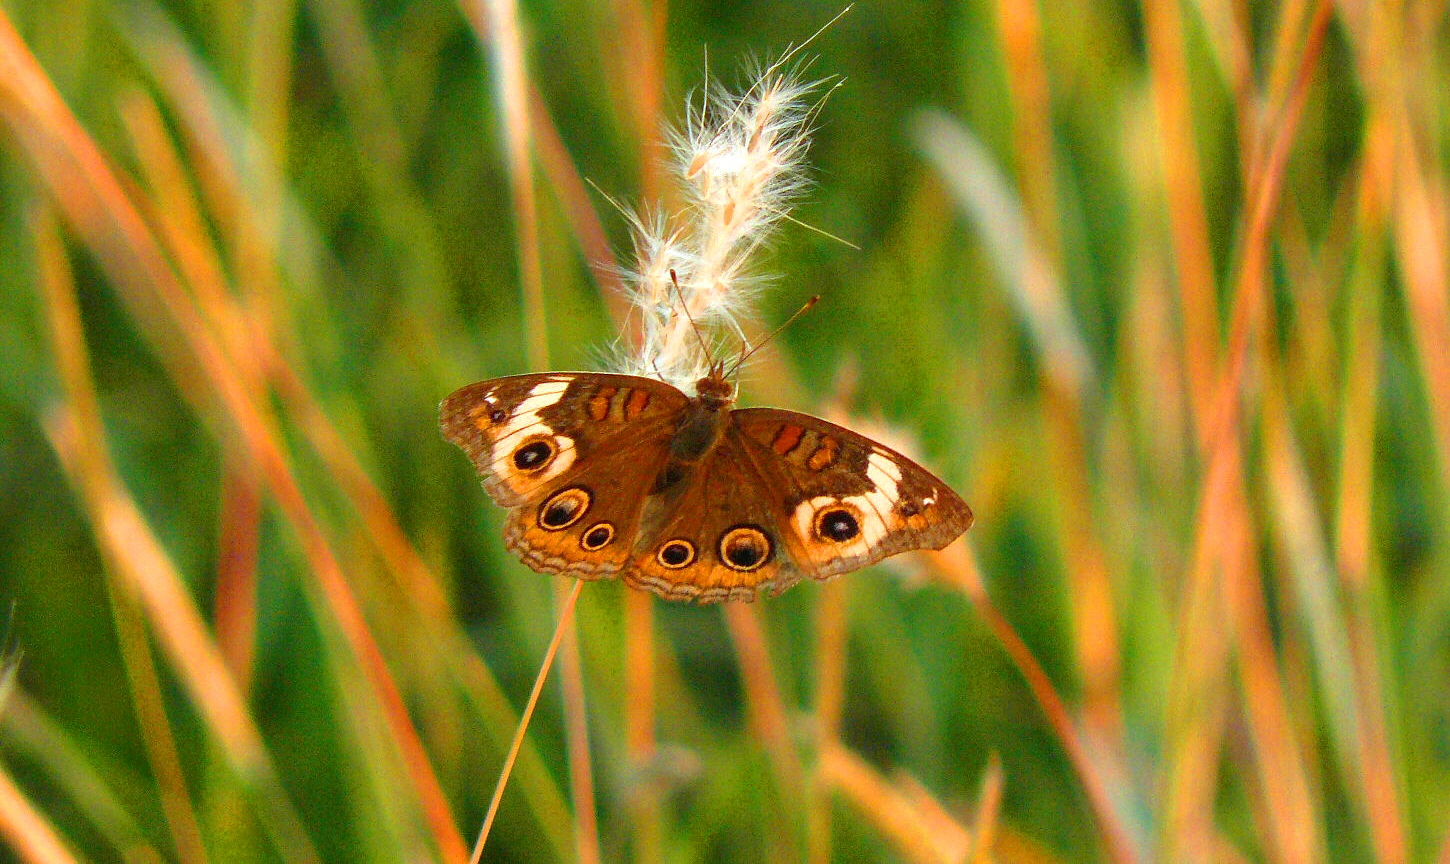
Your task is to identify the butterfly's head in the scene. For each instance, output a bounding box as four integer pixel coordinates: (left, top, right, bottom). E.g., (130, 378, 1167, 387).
(695, 364, 736, 410)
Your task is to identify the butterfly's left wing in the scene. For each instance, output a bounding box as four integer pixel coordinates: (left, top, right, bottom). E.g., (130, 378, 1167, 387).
(728, 407, 973, 581)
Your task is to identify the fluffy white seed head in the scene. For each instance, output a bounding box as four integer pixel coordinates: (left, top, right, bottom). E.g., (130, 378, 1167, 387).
(617, 61, 821, 391)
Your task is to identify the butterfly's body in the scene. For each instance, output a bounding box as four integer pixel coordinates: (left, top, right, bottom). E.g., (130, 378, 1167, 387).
(441, 368, 972, 602)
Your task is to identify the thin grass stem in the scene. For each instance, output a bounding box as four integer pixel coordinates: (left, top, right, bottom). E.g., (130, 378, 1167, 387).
(472, 579, 585, 862)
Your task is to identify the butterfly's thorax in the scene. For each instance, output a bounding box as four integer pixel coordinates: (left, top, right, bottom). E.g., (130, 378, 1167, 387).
(653, 373, 735, 495)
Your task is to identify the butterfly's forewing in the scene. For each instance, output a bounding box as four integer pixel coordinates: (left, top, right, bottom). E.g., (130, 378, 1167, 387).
(729, 408, 973, 581)
(440, 373, 688, 507)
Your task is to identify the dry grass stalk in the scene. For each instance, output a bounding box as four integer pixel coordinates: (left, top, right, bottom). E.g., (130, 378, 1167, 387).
(471, 580, 585, 862)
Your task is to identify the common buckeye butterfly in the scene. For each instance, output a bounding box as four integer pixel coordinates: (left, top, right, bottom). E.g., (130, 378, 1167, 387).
(441, 363, 972, 602)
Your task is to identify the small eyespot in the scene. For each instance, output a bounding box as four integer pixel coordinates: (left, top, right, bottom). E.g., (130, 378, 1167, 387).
(719, 526, 772, 572)
(657, 540, 695, 569)
(490, 408, 507, 423)
(581, 522, 614, 550)
(513, 437, 556, 471)
(538, 487, 590, 530)
(815, 507, 861, 543)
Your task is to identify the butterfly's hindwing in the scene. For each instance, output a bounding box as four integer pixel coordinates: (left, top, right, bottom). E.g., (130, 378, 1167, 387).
(621, 441, 801, 602)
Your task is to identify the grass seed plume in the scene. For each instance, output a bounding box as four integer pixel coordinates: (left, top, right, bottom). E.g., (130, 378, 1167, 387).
(619, 62, 821, 389)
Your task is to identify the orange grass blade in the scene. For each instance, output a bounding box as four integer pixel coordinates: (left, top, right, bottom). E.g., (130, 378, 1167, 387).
(1391, 119, 1450, 498)
(1222, 455, 1323, 862)
(968, 753, 1004, 863)
(1141, 0, 1222, 446)
(622, 589, 661, 861)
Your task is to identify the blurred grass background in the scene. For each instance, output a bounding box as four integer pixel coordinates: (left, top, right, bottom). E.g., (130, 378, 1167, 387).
(1, 0, 1448, 860)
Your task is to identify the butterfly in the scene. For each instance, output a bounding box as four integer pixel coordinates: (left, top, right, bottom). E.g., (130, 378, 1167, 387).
(440, 363, 973, 602)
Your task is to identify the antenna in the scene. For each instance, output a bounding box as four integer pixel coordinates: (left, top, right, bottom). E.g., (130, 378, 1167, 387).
(727, 295, 819, 376)
(670, 269, 715, 366)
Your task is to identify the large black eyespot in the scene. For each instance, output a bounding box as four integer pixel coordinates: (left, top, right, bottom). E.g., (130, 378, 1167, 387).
(581, 522, 615, 551)
(719, 526, 772, 572)
(815, 507, 861, 543)
(656, 539, 695, 569)
(513, 437, 556, 471)
(538, 487, 590, 530)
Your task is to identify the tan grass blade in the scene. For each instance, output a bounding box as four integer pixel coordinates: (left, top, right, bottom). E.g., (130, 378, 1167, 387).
(34, 213, 208, 864)
(722, 603, 807, 852)
(556, 580, 601, 864)
(1161, 477, 1232, 860)
(808, 577, 848, 863)
(473, 0, 548, 370)
(818, 742, 971, 864)
(1332, 107, 1408, 862)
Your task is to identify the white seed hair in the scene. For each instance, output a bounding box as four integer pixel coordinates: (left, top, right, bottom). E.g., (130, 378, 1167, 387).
(618, 59, 822, 391)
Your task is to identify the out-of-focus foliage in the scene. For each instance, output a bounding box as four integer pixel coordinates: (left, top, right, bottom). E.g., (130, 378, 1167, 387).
(0, 0, 1447, 861)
